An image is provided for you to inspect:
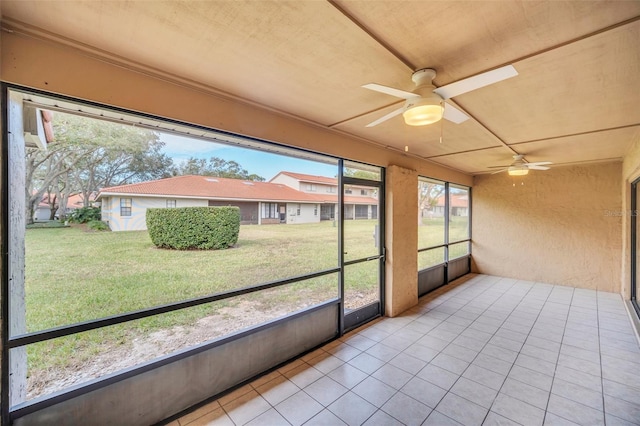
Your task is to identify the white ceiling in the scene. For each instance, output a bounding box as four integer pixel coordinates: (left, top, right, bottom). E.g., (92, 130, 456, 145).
(2, 1, 639, 174)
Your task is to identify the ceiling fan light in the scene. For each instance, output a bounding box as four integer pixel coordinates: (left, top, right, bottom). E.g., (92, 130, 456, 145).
(508, 166, 529, 176)
(402, 98, 443, 126)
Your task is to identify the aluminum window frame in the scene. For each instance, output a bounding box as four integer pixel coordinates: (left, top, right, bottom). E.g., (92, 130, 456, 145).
(1, 83, 386, 422)
(631, 178, 640, 318)
(417, 176, 472, 291)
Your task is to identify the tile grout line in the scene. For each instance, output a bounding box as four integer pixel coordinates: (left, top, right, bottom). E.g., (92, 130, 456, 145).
(540, 285, 575, 426)
(479, 281, 559, 425)
(199, 277, 625, 426)
(352, 275, 498, 426)
(411, 277, 531, 423)
(598, 290, 607, 426)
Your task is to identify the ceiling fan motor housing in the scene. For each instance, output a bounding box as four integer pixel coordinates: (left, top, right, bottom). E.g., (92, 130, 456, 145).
(402, 68, 444, 125)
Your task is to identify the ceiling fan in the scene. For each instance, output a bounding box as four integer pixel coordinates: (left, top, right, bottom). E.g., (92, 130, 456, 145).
(489, 155, 552, 176)
(362, 65, 518, 127)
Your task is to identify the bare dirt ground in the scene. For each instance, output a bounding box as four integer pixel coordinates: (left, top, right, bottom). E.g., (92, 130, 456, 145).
(27, 292, 377, 399)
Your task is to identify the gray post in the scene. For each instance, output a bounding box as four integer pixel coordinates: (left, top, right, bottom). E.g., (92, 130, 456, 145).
(8, 91, 27, 405)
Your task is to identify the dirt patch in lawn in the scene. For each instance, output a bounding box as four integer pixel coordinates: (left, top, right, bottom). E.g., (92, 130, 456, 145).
(27, 292, 377, 399)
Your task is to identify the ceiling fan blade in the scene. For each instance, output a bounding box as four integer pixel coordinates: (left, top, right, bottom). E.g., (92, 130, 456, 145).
(443, 103, 469, 124)
(527, 165, 550, 170)
(526, 161, 553, 166)
(433, 65, 518, 100)
(362, 83, 419, 100)
(491, 168, 508, 175)
(365, 107, 404, 127)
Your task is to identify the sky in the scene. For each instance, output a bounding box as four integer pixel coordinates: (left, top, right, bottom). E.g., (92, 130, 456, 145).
(159, 132, 338, 181)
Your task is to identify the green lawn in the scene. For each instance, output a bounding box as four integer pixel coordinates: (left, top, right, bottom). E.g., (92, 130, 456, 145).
(24, 217, 469, 389)
(418, 216, 470, 269)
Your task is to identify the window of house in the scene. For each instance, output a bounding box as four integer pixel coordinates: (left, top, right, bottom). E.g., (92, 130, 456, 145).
(120, 198, 132, 216)
(360, 189, 367, 196)
(326, 186, 335, 193)
(262, 203, 278, 219)
(297, 204, 301, 215)
(314, 206, 318, 216)
(305, 183, 317, 192)
(345, 189, 352, 194)
(166, 200, 176, 208)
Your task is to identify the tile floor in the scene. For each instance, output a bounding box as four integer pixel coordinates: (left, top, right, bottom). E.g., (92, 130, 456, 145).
(171, 274, 640, 426)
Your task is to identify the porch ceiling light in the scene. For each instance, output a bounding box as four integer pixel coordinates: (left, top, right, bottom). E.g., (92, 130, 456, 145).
(402, 96, 443, 126)
(508, 165, 529, 176)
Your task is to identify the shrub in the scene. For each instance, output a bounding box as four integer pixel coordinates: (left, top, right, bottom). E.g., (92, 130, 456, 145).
(69, 206, 101, 223)
(87, 220, 109, 231)
(146, 207, 240, 250)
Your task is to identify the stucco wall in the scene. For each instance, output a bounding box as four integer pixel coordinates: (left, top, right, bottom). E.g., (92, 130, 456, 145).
(385, 165, 418, 316)
(0, 32, 472, 188)
(472, 162, 622, 292)
(270, 174, 302, 190)
(286, 203, 319, 224)
(103, 196, 208, 231)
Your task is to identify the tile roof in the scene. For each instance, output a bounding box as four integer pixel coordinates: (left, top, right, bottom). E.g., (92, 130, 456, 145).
(98, 175, 323, 202)
(435, 194, 469, 208)
(271, 171, 338, 185)
(98, 175, 379, 205)
(38, 192, 95, 209)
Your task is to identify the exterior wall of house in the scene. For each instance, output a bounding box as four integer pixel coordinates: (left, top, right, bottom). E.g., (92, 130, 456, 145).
(208, 200, 259, 225)
(345, 185, 375, 198)
(270, 174, 302, 191)
(472, 162, 623, 292)
(319, 184, 337, 194)
(271, 175, 338, 195)
(102, 196, 208, 231)
(33, 206, 52, 222)
(300, 183, 336, 194)
(285, 203, 320, 224)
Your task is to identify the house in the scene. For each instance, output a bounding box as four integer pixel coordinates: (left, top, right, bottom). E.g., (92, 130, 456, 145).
(97, 175, 326, 231)
(33, 192, 95, 222)
(427, 193, 469, 218)
(97, 172, 380, 232)
(270, 171, 379, 220)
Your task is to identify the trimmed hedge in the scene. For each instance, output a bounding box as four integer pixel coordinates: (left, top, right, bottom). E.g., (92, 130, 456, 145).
(69, 206, 101, 223)
(146, 206, 240, 250)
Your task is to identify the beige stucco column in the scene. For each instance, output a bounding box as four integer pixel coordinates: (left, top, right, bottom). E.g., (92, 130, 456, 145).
(385, 164, 418, 317)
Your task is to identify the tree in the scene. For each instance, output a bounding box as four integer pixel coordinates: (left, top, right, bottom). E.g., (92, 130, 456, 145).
(418, 181, 445, 225)
(25, 138, 94, 224)
(173, 157, 265, 181)
(343, 168, 379, 180)
(25, 112, 173, 223)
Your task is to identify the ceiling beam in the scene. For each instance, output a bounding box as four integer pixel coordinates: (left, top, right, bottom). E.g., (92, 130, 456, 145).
(507, 124, 640, 147)
(325, 4, 640, 163)
(326, 0, 519, 157)
(471, 157, 623, 175)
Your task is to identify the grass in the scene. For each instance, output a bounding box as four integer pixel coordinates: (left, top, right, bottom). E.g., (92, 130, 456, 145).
(26, 221, 69, 229)
(418, 216, 470, 268)
(27, 222, 335, 329)
(24, 217, 469, 382)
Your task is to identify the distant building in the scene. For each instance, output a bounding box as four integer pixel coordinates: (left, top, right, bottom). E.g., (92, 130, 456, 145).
(97, 172, 378, 232)
(33, 193, 95, 222)
(429, 194, 469, 217)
